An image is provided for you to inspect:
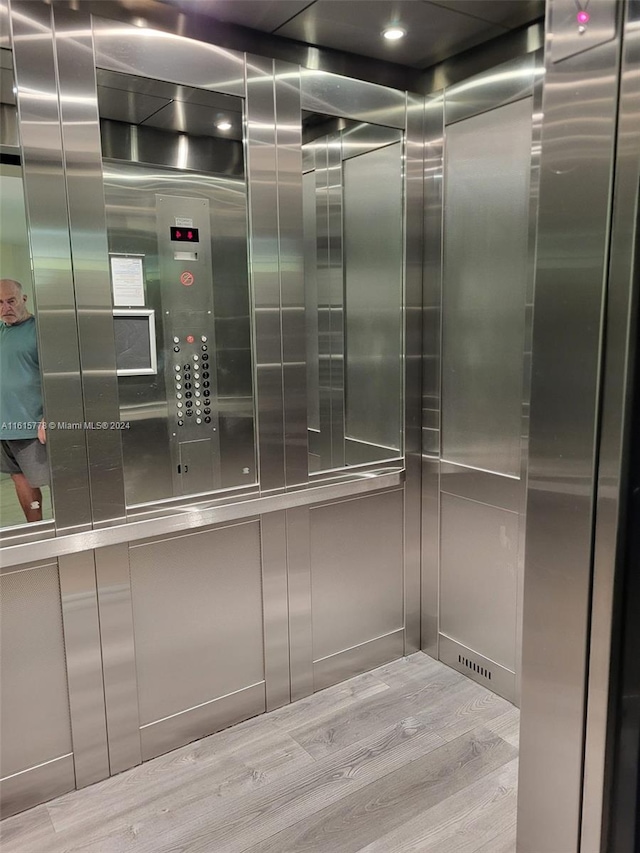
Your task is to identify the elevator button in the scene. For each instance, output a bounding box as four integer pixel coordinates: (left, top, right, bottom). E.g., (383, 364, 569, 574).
(173, 336, 179, 344)
(204, 390, 210, 398)
(178, 420, 184, 426)
(201, 345, 208, 352)
(186, 410, 193, 417)
(203, 381, 210, 388)
(175, 383, 182, 390)
(183, 364, 190, 371)
(193, 355, 199, 362)
(202, 371, 210, 379)
(201, 335, 207, 342)
(196, 417, 202, 425)
(204, 416, 211, 423)
(202, 354, 209, 362)
(184, 382, 192, 390)
(186, 335, 195, 344)
(204, 408, 211, 415)
(194, 382, 200, 389)
(174, 365, 180, 372)
(186, 401, 193, 408)
(184, 373, 191, 380)
(185, 392, 192, 399)
(173, 346, 180, 353)
(195, 391, 201, 398)
(194, 373, 200, 380)
(176, 392, 182, 399)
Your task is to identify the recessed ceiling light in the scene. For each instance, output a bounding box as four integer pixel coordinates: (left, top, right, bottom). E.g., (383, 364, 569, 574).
(216, 120, 232, 131)
(382, 26, 406, 41)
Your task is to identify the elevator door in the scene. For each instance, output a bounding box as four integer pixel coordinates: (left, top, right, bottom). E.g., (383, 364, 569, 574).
(438, 95, 535, 703)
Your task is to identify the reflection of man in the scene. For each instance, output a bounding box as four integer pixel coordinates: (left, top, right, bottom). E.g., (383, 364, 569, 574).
(0, 279, 48, 523)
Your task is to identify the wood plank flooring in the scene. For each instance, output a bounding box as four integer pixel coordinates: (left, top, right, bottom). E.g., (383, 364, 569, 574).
(0, 653, 519, 853)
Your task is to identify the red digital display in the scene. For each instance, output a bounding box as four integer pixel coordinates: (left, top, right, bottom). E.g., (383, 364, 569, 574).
(170, 227, 200, 243)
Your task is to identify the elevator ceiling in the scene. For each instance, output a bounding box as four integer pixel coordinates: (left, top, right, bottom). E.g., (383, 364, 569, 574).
(167, 0, 544, 69)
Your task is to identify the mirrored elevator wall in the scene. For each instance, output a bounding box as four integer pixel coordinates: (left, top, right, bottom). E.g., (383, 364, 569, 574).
(422, 53, 543, 705)
(302, 118, 404, 472)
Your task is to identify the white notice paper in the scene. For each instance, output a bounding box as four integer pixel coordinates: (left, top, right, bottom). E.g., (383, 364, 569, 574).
(110, 256, 145, 306)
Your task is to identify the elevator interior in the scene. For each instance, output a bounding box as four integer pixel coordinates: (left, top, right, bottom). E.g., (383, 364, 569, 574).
(3, 1, 636, 851)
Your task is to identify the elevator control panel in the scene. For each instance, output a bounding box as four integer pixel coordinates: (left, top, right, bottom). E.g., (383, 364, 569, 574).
(157, 194, 221, 495)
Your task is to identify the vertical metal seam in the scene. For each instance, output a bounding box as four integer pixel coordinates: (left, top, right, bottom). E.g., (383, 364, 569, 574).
(273, 63, 288, 488)
(243, 53, 263, 492)
(51, 4, 94, 525)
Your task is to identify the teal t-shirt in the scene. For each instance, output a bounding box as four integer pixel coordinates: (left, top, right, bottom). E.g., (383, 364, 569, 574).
(0, 316, 43, 439)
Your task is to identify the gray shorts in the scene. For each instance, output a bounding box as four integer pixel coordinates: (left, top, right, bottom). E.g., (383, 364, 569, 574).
(0, 439, 50, 488)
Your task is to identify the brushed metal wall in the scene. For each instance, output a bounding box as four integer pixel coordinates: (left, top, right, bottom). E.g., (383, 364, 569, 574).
(429, 57, 539, 704)
(309, 490, 404, 689)
(2, 0, 416, 822)
(442, 97, 532, 477)
(129, 521, 265, 757)
(344, 142, 403, 453)
(517, 0, 624, 850)
(0, 564, 72, 779)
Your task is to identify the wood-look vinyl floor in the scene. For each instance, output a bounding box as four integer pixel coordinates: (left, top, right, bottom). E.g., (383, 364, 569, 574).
(0, 653, 519, 853)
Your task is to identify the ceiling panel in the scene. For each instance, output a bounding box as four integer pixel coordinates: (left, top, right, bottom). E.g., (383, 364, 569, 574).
(275, 0, 506, 68)
(427, 0, 544, 29)
(174, 0, 314, 32)
(142, 100, 243, 140)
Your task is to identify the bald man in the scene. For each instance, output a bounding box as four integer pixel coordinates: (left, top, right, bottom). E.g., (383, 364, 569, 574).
(0, 279, 48, 523)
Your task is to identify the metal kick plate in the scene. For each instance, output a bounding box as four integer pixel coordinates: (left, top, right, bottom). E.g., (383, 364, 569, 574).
(550, 0, 617, 63)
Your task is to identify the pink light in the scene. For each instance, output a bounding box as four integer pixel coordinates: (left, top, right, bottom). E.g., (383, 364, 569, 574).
(576, 10, 590, 24)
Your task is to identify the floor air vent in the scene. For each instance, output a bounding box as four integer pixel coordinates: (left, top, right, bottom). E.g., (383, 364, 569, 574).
(458, 654, 492, 681)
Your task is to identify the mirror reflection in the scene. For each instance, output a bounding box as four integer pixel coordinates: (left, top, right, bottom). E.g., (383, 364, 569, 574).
(98, 71, 256, 507)
(0, 163, 53, 527)
(303, 114, 404, 473)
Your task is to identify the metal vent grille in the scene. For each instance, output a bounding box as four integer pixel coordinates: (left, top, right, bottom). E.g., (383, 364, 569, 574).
(459, 654, 492, 681)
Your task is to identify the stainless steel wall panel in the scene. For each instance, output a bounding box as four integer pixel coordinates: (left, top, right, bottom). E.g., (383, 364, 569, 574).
(444, 53, 536, 125)
(260, 510, 291, 710)
(300, 69, 406, 129)
(129, 521, 264, 726)
(313, 629, 405, 693)
(0, 468, 404, 571)
(309, 490, 404, 663)
(440, 462, 521, 512)
(94, 544, 141, 776)
(92, 16, 245, 97)
(0, 754, 74, 820)
(53, 4, 126, 527)
(285, 506, 313, 702)
(421, 92, 444, 658)
(583, 5, 640, 850)
(58, 551, 110, 788)
(303, 170, 320, 433)
(0, 0, 8, 47)
(440, 493, 518, 673)
(0, 563, 73, 778)
(314, 137, 334, 469)
(403, 93, 424, 655)
(274, 61, 308, 488)
(442, 97, 532, 478)
(246, 56, 285, 493)
(327, 135, 345, 469)
(10, 0, 91, 532)
(439, 635, 515, 701)
(517, 4, 622, 850)
(140, 682, 265, 762)
(343, 142, 403, 451)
